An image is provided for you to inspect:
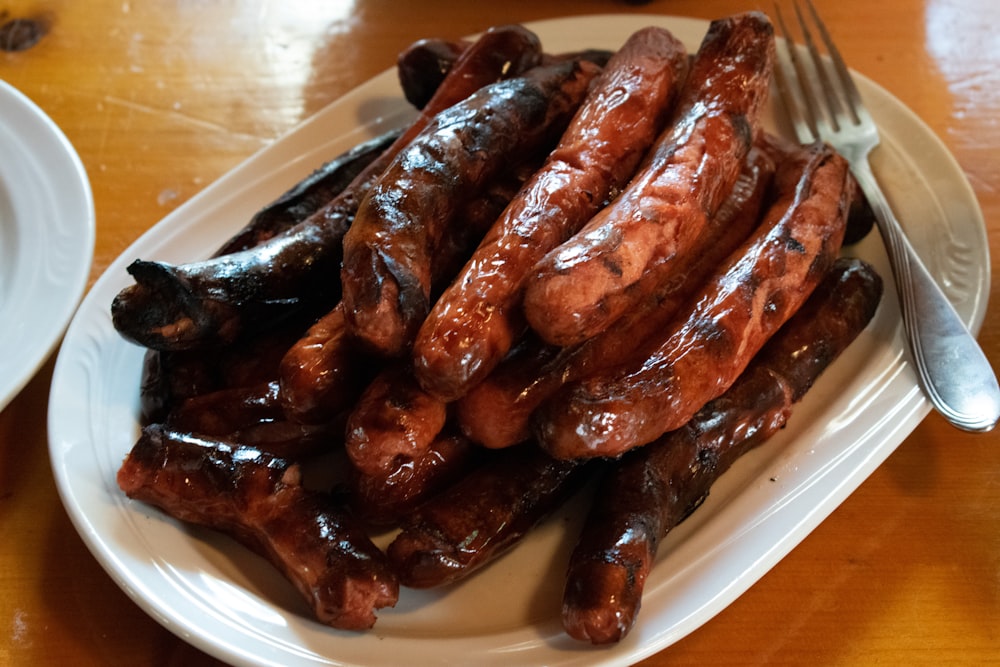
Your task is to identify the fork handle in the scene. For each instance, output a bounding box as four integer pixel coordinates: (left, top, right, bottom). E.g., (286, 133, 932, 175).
(851, 159, 1000, 431)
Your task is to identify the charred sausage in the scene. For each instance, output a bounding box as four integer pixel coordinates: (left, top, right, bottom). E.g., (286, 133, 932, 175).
(522, 12, 776, 347)
(397, 38, 471, 110)
(213, 129, 400, 256)
(412, 26, 690, 401)
(535, 141, 851, 459)
(561, 257, 883, 643)
(111, 25, 544, 351)
(117, 425, 399, 630)
(340, 59, 601, 357)
(386, 444, 591, 588)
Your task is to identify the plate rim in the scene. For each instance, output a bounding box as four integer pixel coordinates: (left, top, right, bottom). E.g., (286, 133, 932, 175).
(0, 79, 95, 412)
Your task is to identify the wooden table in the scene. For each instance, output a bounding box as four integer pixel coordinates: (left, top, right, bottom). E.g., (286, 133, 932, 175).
(2, 0, 997, 664)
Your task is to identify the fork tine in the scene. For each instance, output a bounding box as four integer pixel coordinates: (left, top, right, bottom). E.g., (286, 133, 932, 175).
(793, 0, 845, 131)
(802, 0, 867, 125)
(772, 3, 821, 142)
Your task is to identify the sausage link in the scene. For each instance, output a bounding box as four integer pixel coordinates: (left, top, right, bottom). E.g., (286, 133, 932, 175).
(386, 445, 591, 588)
(522, 12, 776, 347)
(341, 59, 601, 357)
(278, 163, 532, 427)
(117, 425, 399, 630)
(111, 25, 543, 351)
(278, 303, 373, 425)
(139, 314, 312, 425)
(456, 145, 775, 448)
(396, 38, 471, 110)
(562, 257, 883, 643)
(344, 365, 448, 477)
(346, 431, 479, 527)
(535, 141, 850, 459)
(213, 129, 400, 256)
(166, 380, 284, 435)
(412, 26, 690, 401)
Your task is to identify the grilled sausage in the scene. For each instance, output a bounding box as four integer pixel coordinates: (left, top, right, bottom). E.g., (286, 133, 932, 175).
(386, 444, 591, 588)
(341, 59, 601, 357)
(344, 364, 448, 477)
(535, 141, 850, 459)
(456, 145, 775, 448)
(138, 314, 312, 425)
(117, 425, 399, 630)
(213, 129, 400, 256)
(522, 12, 776, 347)
(562, 257, 883, 644)
(412, 26, 690, 401)
(397, 38, 471, 110)
(346, 431, 479, 527)
(111, 25, 544, 351)
(278, 303, 374, 425)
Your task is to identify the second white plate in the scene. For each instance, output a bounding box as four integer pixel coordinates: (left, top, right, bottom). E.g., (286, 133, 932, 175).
(0, 81, 94, 412)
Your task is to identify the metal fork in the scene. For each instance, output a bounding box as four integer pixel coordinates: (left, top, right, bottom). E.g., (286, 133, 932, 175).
(772, 0, 1000, 432)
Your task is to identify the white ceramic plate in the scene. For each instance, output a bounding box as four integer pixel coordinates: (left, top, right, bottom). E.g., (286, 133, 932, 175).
(47, 14, 989, 667)
(0, 81, 93, 412)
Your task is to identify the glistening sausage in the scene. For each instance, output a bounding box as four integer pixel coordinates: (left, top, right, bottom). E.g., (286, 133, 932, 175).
(341, 59, 601, 357)
(535, 141, 850, 459)
(455, 146, 775, 448)
(111, 25, 544, 351)
(412, 26, 690, 401)
(386, 445, 592, 588)
(561, 257, 883, 644)
(522, 12, 776, 347)
(117, 425, 399, 630)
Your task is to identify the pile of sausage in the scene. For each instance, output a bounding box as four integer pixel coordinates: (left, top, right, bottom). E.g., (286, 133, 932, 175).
(112, 12, 883, 643)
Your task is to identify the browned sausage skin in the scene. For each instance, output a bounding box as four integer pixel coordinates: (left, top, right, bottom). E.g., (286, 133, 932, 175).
(346, 431, 479, 527)
(138, 313, 313, 425)
(386, 444, 592, 588)
(535, 141, 851, 459)
(343, 364, 448, 477)
(522, 12, 776, 347)
(111, 25, 543, 352)
(455, 145, 776, 449)
(117, 425, 399, 630)
(561, 257, 883, 644)
(341, 59, 601, 358)
(213, 129, 401, 256)
(396, 38, 471, 110)
(278, 303, 374, 425)
(411, 26, 690, 402)
(276, 162, 534, 429)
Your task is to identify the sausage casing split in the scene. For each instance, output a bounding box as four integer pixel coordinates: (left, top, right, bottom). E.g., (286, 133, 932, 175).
(561, 257, 883, 644)
(412, 26, 690, 401)
(341, 59, 601, 358)
(522, 12, 776, 347)
(535, 141, 851, 459)
(117, 425, 399, 630)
